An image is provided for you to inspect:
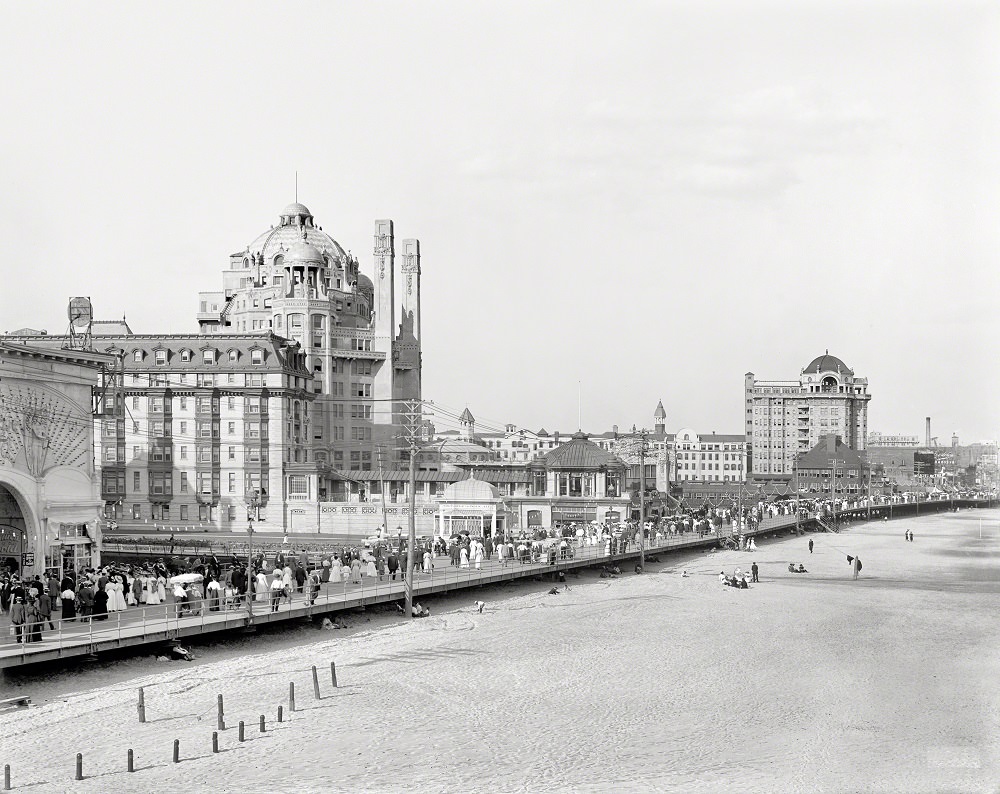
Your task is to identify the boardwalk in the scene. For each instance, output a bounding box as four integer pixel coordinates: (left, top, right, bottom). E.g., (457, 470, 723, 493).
(1, 497, 991, 670)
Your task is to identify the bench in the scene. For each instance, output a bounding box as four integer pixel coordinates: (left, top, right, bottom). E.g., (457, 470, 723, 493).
(0, 696, 31, 709)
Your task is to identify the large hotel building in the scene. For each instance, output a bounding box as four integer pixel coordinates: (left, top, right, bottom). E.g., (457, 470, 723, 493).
(745, 353, 871, 476)
(7, 202, 422, 535)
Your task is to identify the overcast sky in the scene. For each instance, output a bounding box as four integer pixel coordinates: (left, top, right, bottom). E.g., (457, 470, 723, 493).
(1, 1, 997, 442)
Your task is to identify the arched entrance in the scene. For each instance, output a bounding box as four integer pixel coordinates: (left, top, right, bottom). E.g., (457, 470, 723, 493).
(0, 484, 29, 575)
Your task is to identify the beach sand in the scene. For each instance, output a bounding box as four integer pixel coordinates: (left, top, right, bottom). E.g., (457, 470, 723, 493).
(2, 508, 999, 793)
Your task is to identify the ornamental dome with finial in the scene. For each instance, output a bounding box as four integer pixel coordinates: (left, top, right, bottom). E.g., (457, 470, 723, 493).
(244, 203, 348, 266)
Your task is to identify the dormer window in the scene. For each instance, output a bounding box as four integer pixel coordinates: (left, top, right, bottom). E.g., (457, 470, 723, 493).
(251, 349, 264, 366)
(203, 350, 216, 365)
(132, 350, 143, 362)
(180, 349, 192, 362)
(228, 350, 238, 363)
(154, 350, 166, 366)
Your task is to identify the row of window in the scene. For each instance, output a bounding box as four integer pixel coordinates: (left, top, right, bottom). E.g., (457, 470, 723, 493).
(104, 444, 268, 464)
(130, 372, 268, 387)
(108, 502, 265, 522)
(134, 348, 267, 366)
(102, 470, 266, 496)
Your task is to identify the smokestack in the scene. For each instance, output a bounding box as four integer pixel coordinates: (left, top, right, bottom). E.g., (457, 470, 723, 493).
(926, 417, 931, 447)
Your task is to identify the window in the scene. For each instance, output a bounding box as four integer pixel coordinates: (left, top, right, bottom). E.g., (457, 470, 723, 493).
(245, 422, 260, 439)
(351, 427, 371, 441)
(178, 421, 187, 435)
(351, 382, 372, 398)
(199, 447, 213, 463)
(251, 349, 263, 365)
(133, 471, 141, 492)
(131, 396, 139, 410)
(104, 447, 117, 462)
(180, 349, 192, 362)
(132, 504, 142, 519)
(228, 472, 236, 493)
(228, 446, 236, 460)
(149, 472, 172, 495)
(353, 360, 373, 376)
(154, 350, 166, 365)
(228, 350, 238, 363)
(197, 373, 215, 387)
(350, 404, 372, 420)
(179, 504, 188, 520)
(133, 350, 143, 362)
(180, 472, 188, 493)
(180, 445, 188, 460)
(288, 475, 308, 497)
(202, 350, 216, 365)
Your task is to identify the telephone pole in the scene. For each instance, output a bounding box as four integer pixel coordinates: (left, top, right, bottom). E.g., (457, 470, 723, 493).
(620, 426, 651, 572)
(400, 399, 423, 618)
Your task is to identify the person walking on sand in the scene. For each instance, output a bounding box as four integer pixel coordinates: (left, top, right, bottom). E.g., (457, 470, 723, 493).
(909, 530, 914, 542)
(904, 530, 909, 542)
(808, 539, 814, 554)
(849, 555, 862, 580)
(751, 562, 759, 583)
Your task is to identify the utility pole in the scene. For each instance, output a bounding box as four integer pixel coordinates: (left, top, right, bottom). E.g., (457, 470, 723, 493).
(400, 399, 423, 618)
(623, 426, 650, 572)
(794, 453, 801, 535)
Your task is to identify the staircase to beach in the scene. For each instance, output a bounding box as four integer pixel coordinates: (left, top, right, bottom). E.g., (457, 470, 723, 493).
(815, 517, 839, 533)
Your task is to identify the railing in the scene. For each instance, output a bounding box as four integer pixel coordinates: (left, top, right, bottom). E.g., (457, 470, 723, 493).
(4, 499, 997, 663)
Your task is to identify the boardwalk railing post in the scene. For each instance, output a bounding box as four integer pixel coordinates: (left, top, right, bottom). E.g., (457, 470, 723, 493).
(212, 731, 219, 753)
(127, 749, 134, 773)
(330, 661, 338, 688)
(3, 763, 9, 791)
(75, 753, 83, 781)
(259, 714, 265, 733)
(312, 665, 320, 699)
(217, 694, 225, 730)
(289, 682, 295, 712)
(173, 739, 179, 763)
(238, 721, 245, 742)
(138, 687, 146, 723)
(278, 705, 283, 723)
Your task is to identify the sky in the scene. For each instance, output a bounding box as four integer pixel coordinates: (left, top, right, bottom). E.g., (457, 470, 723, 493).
(1, 1, 997, 442)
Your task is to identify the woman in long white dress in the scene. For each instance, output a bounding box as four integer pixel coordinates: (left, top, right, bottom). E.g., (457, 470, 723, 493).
(473, 544, 483, 571)
(255, 571, 269, 603)
(460, 546, 470, 568)
(365, 559, 377, 580)
(331, 557, 343, 584)
(156, 575, 166, 603)
(125, 574, 137, 607)
(145, 576, 161, 606)
(107, 577, 127, 612)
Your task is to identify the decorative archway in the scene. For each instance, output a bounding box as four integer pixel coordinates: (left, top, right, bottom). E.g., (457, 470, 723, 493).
(0, 482, 37, 575)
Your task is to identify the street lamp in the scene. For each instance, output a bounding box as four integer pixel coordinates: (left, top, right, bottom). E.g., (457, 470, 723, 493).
(245, 489, 261, 627)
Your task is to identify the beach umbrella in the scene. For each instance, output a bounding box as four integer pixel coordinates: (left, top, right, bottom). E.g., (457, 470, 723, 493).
(169, 573, 204, 585)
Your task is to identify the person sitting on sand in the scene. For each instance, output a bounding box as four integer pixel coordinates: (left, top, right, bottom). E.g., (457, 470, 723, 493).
(739, 575, 749, 589)
(788, 563, 796, 573)
(719, 571, 727, 583)
(797, 564, 807, 573)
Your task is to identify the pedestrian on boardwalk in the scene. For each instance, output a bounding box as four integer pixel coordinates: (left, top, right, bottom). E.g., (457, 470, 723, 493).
(61, 585, 77, 621)
(808, 539, 814, 554)
(37, 590, 54, 630)
(9, 595, 25, 643)
(751, 562, 759, 583)
(350, 558, 362, 584)
(24, 596, 42, 642)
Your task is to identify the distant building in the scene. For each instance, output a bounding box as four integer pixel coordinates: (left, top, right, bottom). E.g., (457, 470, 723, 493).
(795, 434, 870, 497)
(745, 352, 871, 476)
(867, 432, 919, 447)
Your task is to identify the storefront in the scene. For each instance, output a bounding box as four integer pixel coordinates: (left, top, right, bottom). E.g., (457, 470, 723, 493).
(434, 477, 508, 538)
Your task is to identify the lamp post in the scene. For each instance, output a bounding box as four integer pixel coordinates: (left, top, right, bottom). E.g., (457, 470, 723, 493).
(245, 489, 260, 627)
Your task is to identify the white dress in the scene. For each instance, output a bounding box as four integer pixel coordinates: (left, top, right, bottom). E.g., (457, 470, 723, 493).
(156, 576, 166, 602)
(145, 577, 162, 605)
(106, 581, 127, 612)
(255, 572, 269, 602)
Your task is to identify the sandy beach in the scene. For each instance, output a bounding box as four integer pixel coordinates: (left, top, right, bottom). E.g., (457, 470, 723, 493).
(2, 507, 1000, 793)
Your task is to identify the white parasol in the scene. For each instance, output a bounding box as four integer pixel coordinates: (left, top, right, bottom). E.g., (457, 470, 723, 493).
(168, 573, 204, 585)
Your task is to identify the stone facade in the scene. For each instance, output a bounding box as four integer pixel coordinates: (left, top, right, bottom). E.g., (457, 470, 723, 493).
(0, 342, 108, 577)
(745, 353, 871, 476)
